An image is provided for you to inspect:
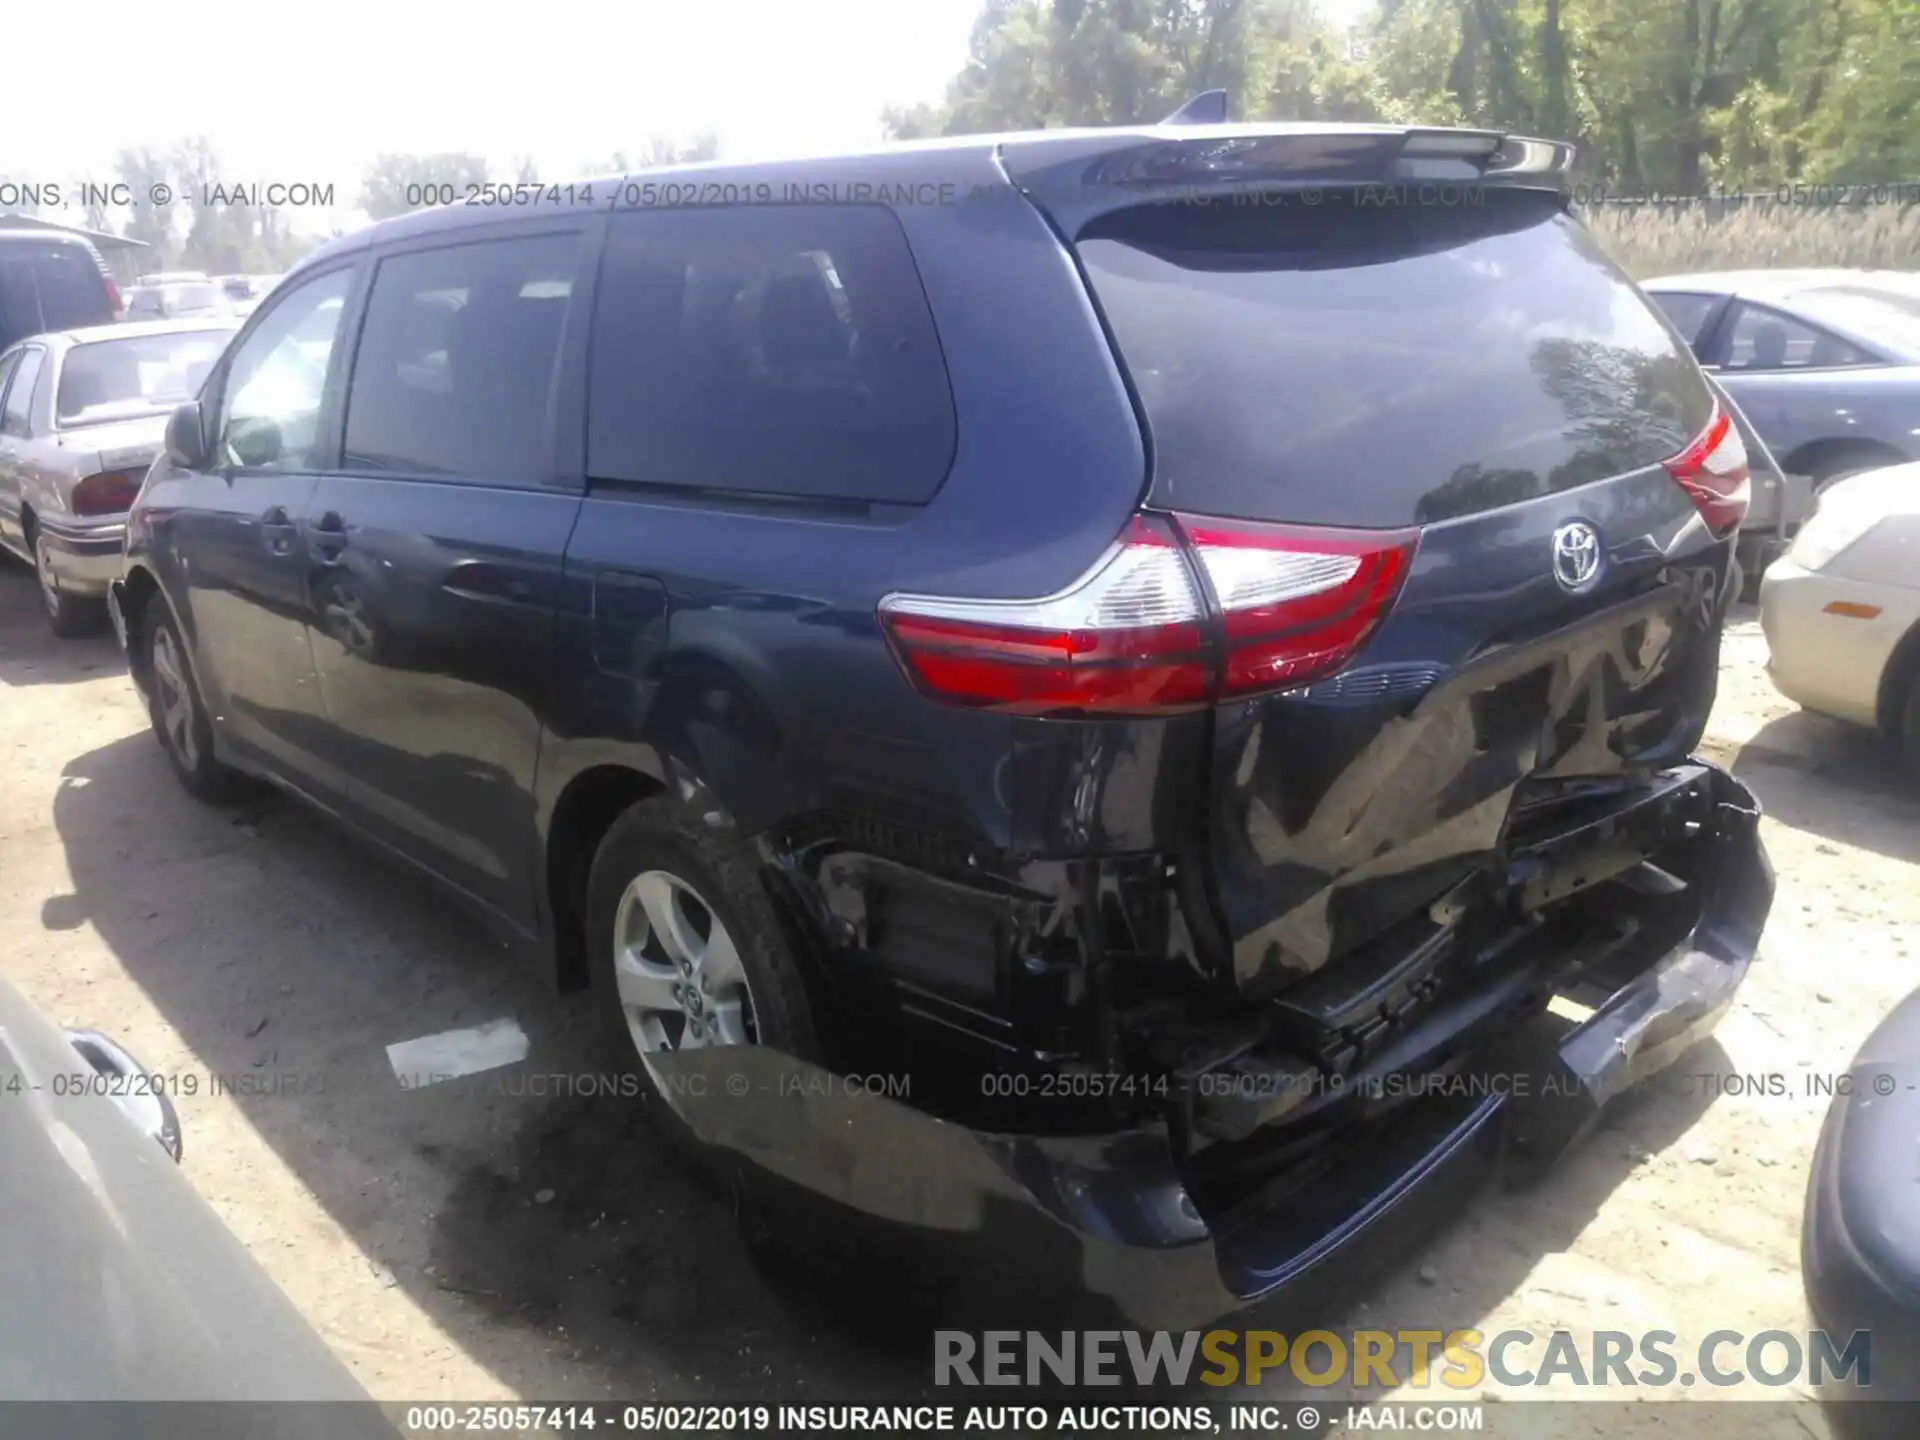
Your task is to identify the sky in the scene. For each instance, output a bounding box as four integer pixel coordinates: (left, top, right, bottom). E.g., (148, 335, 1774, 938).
(10, 0, 1375, 234)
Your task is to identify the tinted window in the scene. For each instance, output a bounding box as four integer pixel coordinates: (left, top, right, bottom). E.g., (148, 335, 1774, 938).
(219, 267, 353, 470)
(1, 347, 43, 436)
(0, 245, 110, 345)
(1648, 291, 1720, 347)
(0, 350, 20, 409)
(588, 205, 955, 504)
(1719, 304, 1872, 372)
(34, 249, 112, 330)
(57, 330, 234, 424)
(343, 233, 580, 481)
(1076, 190, 1713, 528)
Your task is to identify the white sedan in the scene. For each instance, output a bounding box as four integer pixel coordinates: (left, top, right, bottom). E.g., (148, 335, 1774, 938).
(1760, 463, 1920, 773)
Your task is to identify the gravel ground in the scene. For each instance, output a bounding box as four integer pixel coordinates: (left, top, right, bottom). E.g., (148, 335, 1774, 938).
(2, 558, 1915, 1433)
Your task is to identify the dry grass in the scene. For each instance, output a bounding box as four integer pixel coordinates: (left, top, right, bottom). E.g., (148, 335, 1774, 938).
(1580, 198, 1920, 278)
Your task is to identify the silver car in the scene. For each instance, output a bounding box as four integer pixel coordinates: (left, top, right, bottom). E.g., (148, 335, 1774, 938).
(0, 319, 238, 635)
(123, 280, 237, 323)
(1641, 269, 1920, 489)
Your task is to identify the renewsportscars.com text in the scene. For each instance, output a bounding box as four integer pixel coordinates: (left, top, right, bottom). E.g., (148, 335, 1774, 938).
(934, 1328, 1873, 1390)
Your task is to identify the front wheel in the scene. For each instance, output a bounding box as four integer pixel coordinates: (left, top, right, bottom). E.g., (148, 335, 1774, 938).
(584, 795, 823, 1147)
(142, 605, 242, 801)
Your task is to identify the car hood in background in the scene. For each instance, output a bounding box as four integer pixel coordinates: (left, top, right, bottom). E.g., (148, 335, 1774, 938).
(0, 975, 391, 1424)
(1817, 460, 1920, 517)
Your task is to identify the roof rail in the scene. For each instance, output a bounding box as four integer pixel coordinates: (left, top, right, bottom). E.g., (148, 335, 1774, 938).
(1160, 89, 1228, 126)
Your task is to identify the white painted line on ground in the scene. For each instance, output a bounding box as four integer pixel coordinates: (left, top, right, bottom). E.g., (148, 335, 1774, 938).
(387, 1017, 529, 1088)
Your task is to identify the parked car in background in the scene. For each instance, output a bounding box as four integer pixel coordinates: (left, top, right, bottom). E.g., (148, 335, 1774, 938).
(216, 272, 284, 318)
(111, 123, 1771, 1325)
(1707, 372, 1814, 587)
(0, 973, 396, 1427)
(1804, 983, 1920, 1436)
(0, 229, 120, 351)
(133, 269, 212, 286)
(0, 319, 237, 634)
(123, 280, 235, 323)
(1760, 462, 1920, 777)
(1643, 270, 1920, 490)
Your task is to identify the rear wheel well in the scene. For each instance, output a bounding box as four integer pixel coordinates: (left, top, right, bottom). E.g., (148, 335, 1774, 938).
(1779, 437, 1909, 487)
(544, 766, 665, 991)
(120, 566, 162, 690)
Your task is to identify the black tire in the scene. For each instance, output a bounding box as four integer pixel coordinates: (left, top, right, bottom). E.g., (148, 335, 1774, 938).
(584, 794, 824, 1149)
(1897, 671, 1920, 787)
(140, 602, 243, 801)
(32, 531, 106, 639)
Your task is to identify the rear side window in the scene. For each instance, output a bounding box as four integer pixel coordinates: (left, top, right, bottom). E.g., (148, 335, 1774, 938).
(1718, 303, 1874, 371)
(35, 249, 113, 330)
(1076, 190, 1713, 527)
(2, 347, 42, 436)
(587, 205, 955, 504)
(1647, 292, 1720, 347)
(0, 245, 111, 344)
(344, 232, 582, 482)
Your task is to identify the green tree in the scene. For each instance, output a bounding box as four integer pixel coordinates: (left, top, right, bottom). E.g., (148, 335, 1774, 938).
(1796, 0, 1920, 181)
(892, 0, 1375, 136)
(595, 134, 723, 173)
(892, 0, 1919, 191)
(359, 152, 491, 220)
(115, 148, 176, 268)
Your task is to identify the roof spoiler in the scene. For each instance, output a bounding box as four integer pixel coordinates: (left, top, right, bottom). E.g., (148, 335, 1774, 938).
(1001, 124, 1577, 234)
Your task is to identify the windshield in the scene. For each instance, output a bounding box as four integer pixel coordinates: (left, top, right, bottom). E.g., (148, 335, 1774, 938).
(56, 330, 234, 425)
(1786, 287, 1920, 362)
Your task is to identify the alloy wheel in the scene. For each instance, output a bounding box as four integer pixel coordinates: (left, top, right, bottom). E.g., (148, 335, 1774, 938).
(611, 869, 758, 1059)
(149, 624, 202, 771)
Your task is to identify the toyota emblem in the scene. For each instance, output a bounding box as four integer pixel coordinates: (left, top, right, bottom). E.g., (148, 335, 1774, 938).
(1551, 520, 1603, 593)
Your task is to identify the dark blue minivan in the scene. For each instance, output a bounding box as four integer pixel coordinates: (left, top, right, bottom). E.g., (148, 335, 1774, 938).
(112, 120, 1773, 1326)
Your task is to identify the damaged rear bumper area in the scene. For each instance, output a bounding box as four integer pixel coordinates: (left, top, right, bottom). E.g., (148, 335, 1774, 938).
(647, 764, 1771, 1329)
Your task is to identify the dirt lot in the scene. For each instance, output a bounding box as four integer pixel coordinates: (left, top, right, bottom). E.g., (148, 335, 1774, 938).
(2, 557, 1916, 1431)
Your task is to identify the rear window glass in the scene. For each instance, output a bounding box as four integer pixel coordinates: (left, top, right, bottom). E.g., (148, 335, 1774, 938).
(587, 205, 956, 505)
(1077, 190, 1712, 528)
(57, 330, 232, 424)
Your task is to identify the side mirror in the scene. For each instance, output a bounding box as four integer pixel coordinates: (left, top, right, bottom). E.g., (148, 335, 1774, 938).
(164, 401, 209, 471)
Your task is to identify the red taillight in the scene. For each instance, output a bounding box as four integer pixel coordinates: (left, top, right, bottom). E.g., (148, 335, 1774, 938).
(878, 514, 1418, 716)
(105, 277, 124, 318)
(1663, 404, 1749, 537)
(1178, 517, 1418, 694)
(879, 516, 1214, 716)
(72, 468, 144, 516)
